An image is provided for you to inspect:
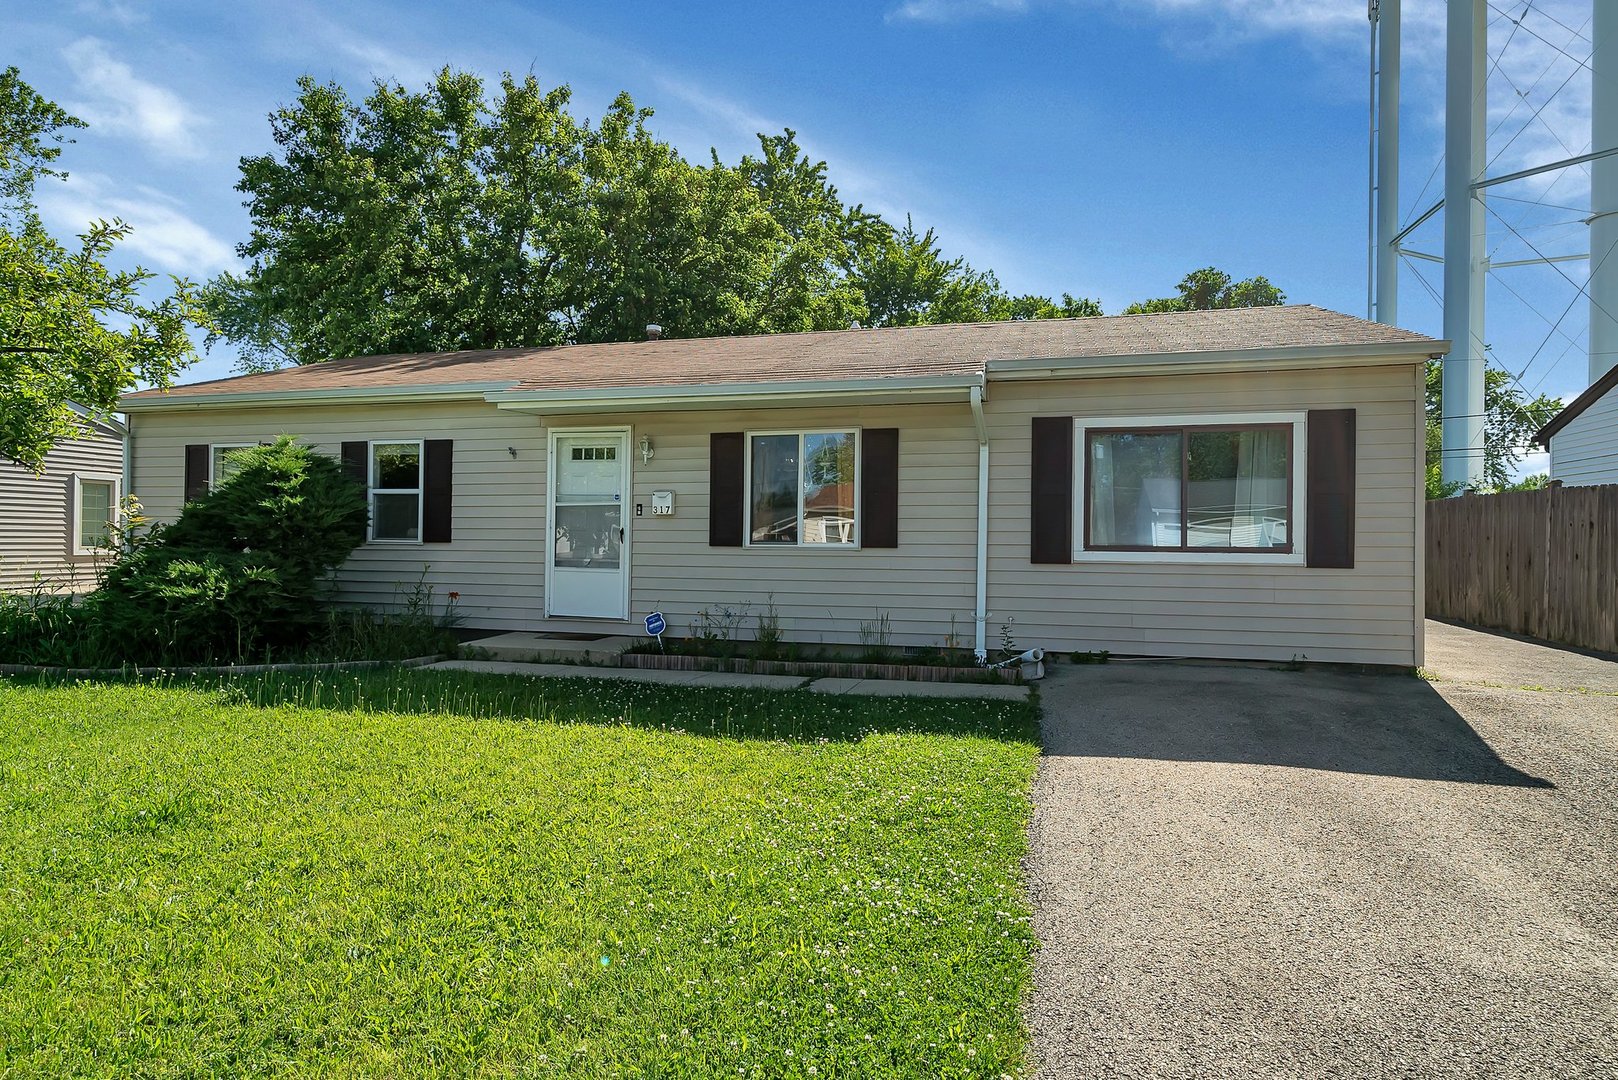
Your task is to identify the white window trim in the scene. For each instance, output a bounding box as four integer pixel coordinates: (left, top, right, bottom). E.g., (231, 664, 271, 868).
(1072, 411, 1308, 566)
(742, 427, 863, 550)
(70, 473, 121, 556)
(368, 438, 425, 545)
(208, 443, 254, 489)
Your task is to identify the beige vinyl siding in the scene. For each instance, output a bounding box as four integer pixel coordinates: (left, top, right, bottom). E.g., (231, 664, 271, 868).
(128, 402, 550, 628)
(1549, 385, 1618, 486)
(0, 427, 124, 592)
(984, 363, 1423, 666)
(0, 428, 124, 592)
(127, 400, 980, 647)
(126, 358, 1423, 664)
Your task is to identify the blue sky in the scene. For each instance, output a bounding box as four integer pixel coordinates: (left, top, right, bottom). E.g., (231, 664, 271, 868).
(9, 0, 1600, 476)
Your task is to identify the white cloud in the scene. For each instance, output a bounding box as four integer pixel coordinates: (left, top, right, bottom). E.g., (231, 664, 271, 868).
(72, 0, 147, 27)
(888, 0, 1029, 22)
(36, 172, 236, 275)
(60, 36, 205, 160)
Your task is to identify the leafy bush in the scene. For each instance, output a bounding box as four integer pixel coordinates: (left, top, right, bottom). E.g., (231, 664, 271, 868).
(0, 438, 375, 667)
(88, 437, 368, 663)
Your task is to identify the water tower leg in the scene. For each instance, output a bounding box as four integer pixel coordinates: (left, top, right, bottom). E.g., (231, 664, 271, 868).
(1375, 0, 1401, 326)
(1442, 0, 1487, 491)
(1591, 0, 1618, 383)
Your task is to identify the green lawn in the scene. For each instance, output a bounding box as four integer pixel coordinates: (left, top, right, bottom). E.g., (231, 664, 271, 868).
(0, 671, 1039, 1077)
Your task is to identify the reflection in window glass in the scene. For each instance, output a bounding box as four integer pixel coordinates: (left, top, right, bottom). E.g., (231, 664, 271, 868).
(373, 443, 421, 490)
(750, 434, 799, 543)
(553, 504, 623, 568)
(1087, 431, 1183, 548)
(372, 492, 420, 540)
(212, 445, 251, 488)
(802, 432, 856, 545)
(1186, 429, 1290, 549)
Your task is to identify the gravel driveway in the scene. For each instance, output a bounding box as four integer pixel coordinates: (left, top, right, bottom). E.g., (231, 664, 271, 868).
(1028, 621, 1618, 1078)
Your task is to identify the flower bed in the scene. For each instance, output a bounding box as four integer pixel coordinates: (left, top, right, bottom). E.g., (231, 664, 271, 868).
(619, 651, 1025, 683)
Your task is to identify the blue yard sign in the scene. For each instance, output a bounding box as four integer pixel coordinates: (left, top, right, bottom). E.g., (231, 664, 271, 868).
(645, 610, 666, 651)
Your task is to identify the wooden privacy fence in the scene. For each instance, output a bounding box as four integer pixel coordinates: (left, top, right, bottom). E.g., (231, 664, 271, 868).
(1427, 483, 1618, 654)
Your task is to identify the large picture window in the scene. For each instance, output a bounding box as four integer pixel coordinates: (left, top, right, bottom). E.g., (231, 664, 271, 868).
(1085, 423, 1292, 552)
(747, 430, 858, 546)
(370, 441, 422, 542)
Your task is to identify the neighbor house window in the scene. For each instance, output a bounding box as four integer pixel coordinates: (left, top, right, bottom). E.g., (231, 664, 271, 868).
(1084, 423, 1293, 552)
(370, 440, 423, 542)
(210, 444, 253, 489)
(747, 430, 858, 546)
(72, 475, 118, 554)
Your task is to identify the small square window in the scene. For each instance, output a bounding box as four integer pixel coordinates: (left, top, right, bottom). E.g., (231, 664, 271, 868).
(211, 444, 253, 489)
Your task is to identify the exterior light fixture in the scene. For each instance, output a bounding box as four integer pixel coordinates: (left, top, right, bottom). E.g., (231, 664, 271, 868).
(639, 435, 654, 464)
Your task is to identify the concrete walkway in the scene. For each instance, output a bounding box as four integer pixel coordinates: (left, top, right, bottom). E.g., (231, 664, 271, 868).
(1028, 620, 1617, 1078)
(428, 659, 1030, 699)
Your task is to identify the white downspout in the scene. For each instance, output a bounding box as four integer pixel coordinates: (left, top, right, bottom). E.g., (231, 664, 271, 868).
(970, 379, 989, 662)
(121, 416, 133, 534)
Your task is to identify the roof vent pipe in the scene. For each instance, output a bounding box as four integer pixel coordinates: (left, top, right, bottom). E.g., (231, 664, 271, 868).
(645, 323, 663, 341)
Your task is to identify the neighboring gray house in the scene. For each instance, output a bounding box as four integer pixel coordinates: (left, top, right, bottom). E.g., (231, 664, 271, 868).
(120, 306, 1443, 667)
(0, 409, 126, 593)
(1536, 363, 1618, 486)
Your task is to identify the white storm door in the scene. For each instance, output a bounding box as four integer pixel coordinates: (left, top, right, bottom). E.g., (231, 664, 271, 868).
(546, 429, 630, 618)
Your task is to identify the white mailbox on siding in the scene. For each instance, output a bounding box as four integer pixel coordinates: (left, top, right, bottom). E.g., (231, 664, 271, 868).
(650, 490, 674, 516)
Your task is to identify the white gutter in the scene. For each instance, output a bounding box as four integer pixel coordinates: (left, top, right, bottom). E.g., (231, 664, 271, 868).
(119, 381, 514, 411)
(486, 374, 984, 413)
(970, 377, 990, 662)
(986, 340, 1448, 382)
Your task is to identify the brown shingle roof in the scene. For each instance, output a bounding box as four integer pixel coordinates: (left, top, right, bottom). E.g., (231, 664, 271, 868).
(124, 305, 1440, 403)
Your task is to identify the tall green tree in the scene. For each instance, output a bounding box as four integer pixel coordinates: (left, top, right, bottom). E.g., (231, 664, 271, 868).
(851, 217, 1101, 327)
(1123, 266, 1285, 314)
(1423, 361, 1560, 497)
(206, 69, 1104, 369)
(0, 68, 207, 470)
(733, 129, 878, 333)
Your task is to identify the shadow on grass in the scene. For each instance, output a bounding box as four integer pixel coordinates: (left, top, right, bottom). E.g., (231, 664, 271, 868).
(1040, 664, 1552, 788)
(27, 667, 1039, 746)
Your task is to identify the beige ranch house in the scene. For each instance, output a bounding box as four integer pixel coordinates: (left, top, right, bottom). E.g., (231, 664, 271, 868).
(121, 306, 1444, 666)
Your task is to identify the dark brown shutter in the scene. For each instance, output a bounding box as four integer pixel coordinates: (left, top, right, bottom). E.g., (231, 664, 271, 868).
(1306, 409, 1356, 569)
(422, 439, 453, 543)
(860, 428, 899, 548)
(341, 441, 368, 485)
(709, 432, 745, 546)
(1030, 417, 1073, 564)
(183, 444, 209, 502)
